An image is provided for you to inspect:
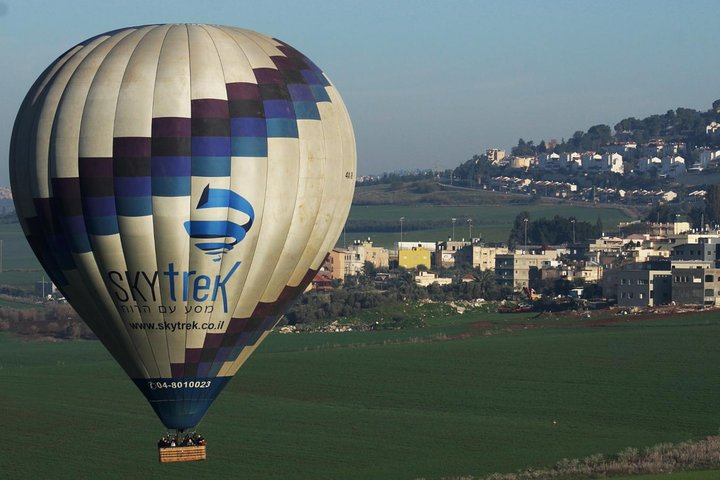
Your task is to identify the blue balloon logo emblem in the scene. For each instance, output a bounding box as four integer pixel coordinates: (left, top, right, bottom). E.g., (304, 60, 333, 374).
(184, 185, 255, 261)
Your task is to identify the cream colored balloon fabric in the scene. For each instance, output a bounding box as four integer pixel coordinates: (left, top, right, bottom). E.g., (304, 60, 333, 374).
(10, 24, 355, 428)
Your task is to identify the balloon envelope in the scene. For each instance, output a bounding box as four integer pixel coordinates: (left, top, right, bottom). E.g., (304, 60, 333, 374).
(10, 24, 356, 429)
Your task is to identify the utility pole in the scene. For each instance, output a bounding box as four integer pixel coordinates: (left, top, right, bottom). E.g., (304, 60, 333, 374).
(400, 216, 405, 244)
(524, 218, 528, 253)
(451, 217, 456, 240)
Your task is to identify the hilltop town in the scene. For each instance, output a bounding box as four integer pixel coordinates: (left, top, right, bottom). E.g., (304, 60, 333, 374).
(359, 101, 720, 209)
(314, 102, 720, 317)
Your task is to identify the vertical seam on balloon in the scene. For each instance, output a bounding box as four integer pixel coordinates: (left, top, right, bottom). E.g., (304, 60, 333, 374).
(221, 26, 270, 296)
(73, 30, 147, 378)
(317, 91, 348, 269)
(151, 24, 174, 380)
(320, 88, 356, 271)
(243, 30, 303, 309)
(87, 30, 157, 378)
(181, 23, 192, 386)
(55, 34, 140, 373)
(286, 81, 330, 286)
(224, 27, 270, 302)
(219, 28, 272, 369)
(66, 36, 123, 363)
(47, 32, 141, 377)
(120, 26, 166, 380)
(110, 26, 163, 379)
(193, 23, 231, 407)
(201, 25, 258, 379)
(255, 35, 303, 346)
(264, 36, 335, 287)
(264, 36, 329, 291)
(241, 29, 296, 337)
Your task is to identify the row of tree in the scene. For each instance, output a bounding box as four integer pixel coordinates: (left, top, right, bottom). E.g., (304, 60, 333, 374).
(344, 218, 450, 234)
(507, 213, 602, 246)
(0, 302, 93, 339)
(511, 100, 720, 157)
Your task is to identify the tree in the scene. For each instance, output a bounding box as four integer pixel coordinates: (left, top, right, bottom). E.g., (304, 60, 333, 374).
(509, 214, 600, 245)
(586, 124, 612, 150)
(512, 138, 536, 156)
(687, 205, 706, 230)
(471, 269, 497, 299)
(508, 211, 530, 247)
(706, 184, 720, 226)
(645, 204, 673, 224)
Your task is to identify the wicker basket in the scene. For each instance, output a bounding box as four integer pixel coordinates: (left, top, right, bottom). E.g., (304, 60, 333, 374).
(158, 445, 207, 463)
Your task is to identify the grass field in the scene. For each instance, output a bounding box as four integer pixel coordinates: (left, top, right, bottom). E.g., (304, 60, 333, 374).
(0, 223, 43, 290)
(343, 203, 632, 247)
(2, 310, 719, 479)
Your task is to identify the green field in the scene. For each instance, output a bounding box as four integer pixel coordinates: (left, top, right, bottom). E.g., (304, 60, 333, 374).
(2, 310, 719, 479)
(343, 203, 632, 247)
(0, 223, 43, 290)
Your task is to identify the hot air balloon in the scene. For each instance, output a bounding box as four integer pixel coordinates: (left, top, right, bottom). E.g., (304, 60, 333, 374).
(10, 24, 355, 461)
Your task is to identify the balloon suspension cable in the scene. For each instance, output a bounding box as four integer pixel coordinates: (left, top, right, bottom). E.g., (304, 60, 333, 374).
(158, 428, 207, 449)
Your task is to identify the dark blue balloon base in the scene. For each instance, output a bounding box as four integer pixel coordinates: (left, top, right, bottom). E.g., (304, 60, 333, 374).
(133, 376, 232, 430)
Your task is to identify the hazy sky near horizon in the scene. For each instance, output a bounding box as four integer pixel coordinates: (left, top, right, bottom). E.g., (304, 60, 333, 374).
(1, 0, 719, 185)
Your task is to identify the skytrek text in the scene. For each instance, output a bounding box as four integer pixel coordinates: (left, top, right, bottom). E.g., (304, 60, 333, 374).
(107, 262, 241, 313)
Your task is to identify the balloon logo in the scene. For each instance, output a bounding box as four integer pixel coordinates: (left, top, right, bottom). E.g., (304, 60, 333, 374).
(10, 24, 356, 440)
(184, 184, 255, 261)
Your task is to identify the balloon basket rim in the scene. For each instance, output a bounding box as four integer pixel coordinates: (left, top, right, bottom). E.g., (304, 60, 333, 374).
(158, 445, 207, 463)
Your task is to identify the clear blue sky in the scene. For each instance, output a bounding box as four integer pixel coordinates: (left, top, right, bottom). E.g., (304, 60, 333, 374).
(2, 0, 719, 185)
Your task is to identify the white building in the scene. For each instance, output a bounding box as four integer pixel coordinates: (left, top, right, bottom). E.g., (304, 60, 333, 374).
(562, 152, 582, 168)
(602, 152, 624, 174)
(510, 156, 535, 169)
(580, 152, 622, 173)
(414, 271, 452, 287)
(486, 148, 506, 164)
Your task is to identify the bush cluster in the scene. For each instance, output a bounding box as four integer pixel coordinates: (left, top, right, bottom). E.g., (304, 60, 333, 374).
(0, 302, 93, 339)
(479, 436, 720, 480)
